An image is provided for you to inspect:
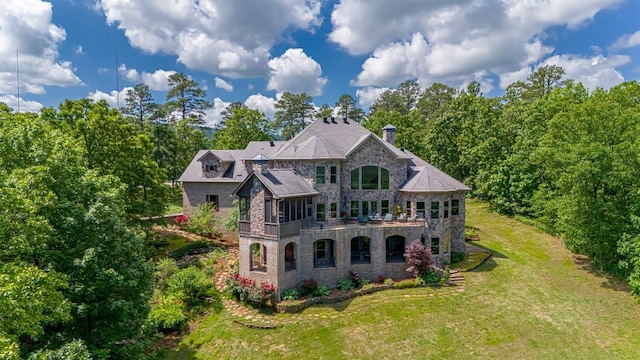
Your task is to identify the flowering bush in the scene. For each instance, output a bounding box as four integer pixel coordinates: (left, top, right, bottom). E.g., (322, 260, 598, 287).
(175, 215, 189, 228)
(226, 273, 276, 308)
(404, 239, 433, 277)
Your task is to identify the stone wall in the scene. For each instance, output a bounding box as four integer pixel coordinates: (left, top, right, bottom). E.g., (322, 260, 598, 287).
(182, 181, 238, 218)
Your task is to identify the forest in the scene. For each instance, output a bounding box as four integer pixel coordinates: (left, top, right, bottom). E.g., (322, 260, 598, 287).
(1, 66, 639, 359)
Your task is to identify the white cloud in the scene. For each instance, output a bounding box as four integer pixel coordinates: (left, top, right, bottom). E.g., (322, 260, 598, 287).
(611, 30, 640, 50)
(356, 86, 389, 109)
(0, 0, 82, 96)
(203, 97, 231, 127)
(75, 45, 83, 54)
(245, 93, 276, 118)
(266, 48, 327, 95)
(118, 64, 176, 91)
(0, 94, 44, 113)
(214, 77, 233, 92)
(99, 0, 322, 78)
(330, 0, 623, 90)
(88, 87, 132, 108)
(539, 54, 629, 90)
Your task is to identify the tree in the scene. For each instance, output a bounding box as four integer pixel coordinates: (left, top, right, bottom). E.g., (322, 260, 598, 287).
(316, 103, 333, 118)
(404, 240, 433, 277)
(274, 92, 314, 140)
(166, 72, 210, 124)
(212, 102, 272, 149)
(121, 83, 158, 132)
(416, 82, 456, 120)
(335, 94, 365, 122)
(526, 65, 565, 100)
(370, 80, 421, 116)
(186, 201, 219, 239)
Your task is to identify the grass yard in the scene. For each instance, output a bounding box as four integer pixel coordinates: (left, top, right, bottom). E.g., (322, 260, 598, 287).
(165, 200, 640, 359)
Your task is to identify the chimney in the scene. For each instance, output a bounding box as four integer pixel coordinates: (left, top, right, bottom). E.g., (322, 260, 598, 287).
(382, 124, 396, 145)
(251, 154, 269, 174)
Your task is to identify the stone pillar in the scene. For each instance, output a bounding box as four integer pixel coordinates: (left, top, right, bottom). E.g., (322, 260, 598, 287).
(382, 124, 396, 145)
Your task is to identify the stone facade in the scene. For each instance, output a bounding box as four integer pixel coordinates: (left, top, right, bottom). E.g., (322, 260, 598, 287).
(182, 182, 237, 219)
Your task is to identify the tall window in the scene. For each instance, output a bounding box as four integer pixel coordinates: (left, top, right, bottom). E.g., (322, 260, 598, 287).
(431, 237, 440, 255)
(314, 239, 335, 267)
(351, 236, 371, 264)
(444, 201, 449, 218)
(452, 199, 460, 216)
(350, 166, 390, 190)
(381, 200, 390, 215)
(250, 243, 267, 272)
(316, 203, 326, 221)
(239, 196, 250, 221)
(406, 201, 411, 216)
(330, 203, 337, 220)
(386, 235, 405, 263)
(316, 166, 326, 185)
(205, 194, 219, 211)
(416, 201, 425, 218)
(330, 166, 337, 184)
(350, 201, 359, 217)
(285, 242, 296, 271)
(430, 201, 439, 219)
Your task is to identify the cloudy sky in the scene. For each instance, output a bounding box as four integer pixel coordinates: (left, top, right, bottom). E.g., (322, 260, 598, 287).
(2, 0, 639, 126)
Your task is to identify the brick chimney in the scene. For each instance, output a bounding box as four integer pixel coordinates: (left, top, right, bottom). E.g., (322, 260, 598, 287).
(382, 124, 396, 145)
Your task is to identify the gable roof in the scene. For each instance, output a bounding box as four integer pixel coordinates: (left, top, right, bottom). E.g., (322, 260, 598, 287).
(401, 163, 471, 193)
(234, 169, 320, 199)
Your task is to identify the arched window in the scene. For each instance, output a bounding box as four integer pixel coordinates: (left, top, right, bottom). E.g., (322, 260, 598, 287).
(351, 236, 371, 264)
(386, 235, 406, 263)
(250, 243, 267, 272)
(285, 242, 296, 271)
(350, 166, 390, 190)
(314, 239, 335, 268)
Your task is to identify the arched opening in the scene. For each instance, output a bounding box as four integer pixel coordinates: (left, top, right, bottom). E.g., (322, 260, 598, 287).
(386, 235, 406, 263)
(250, 243, 267, 272)
(284, 242, 296, 271)
(313, 239, 335, 268)
(351, 236, 371, 264)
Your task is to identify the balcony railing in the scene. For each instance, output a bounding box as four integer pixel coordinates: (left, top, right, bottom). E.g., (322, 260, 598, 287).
(239, 221, 251, 235)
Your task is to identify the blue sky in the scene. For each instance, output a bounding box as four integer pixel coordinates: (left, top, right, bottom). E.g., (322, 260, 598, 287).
(1, 0, 640, 126)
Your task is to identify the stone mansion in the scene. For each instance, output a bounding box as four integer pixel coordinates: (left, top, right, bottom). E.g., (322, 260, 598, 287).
(179, 117, 470, 297)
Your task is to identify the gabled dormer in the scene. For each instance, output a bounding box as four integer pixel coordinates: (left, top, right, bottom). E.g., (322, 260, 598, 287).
(197, 151, 234, 178)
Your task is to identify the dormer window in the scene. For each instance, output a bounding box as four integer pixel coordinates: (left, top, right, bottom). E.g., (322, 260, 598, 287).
(208, 164, 218, 172)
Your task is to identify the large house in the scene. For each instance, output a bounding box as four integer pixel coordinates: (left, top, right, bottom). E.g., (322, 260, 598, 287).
(179, 117, 470, 297)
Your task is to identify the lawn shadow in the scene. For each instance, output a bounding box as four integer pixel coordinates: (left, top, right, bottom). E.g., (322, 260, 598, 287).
(463, 241, 508, 273)
(573, 254, 630, 293)
(313, 297, 356, 312)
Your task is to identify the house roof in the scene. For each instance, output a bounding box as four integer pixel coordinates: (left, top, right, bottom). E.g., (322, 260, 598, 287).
(236, 169, 320, 199)
(401, 163, 471, 192)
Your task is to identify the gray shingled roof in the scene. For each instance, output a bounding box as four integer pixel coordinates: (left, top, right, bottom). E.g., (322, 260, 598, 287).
(401, 163, 471, 192)
(245, 169, 320, 199)
(271, 118, 409, 160)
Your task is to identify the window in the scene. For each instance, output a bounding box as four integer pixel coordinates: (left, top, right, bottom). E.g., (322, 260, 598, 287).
(314, 239, 335, 267)
(208, 164, 218, 172)
(350, 169, 360, 190)
(381, 200, 390, 216)
(362, 165, 379, 189)
(316, 203, 326, 221)
(350, 201, 359, 217)
(265, 199, 272, 222)
(205, 194, 219, 211)
(386, 235, 405, 263)
(330, 203, 337, 220)
(316, 166, 326, 185)
(431, 237, 440, 255)
(444, 201, 449, 218)
(430, 201, 439, 219)
(285, 242, 296, 271)
(330, 166, 337, 184)
(239, 196, 250, 221)
(416, 201, 425, 218)
(350, 166, 390, 190)
(250, 243, 267, 272)
(406, 201, 411, 216)
(452, 199, 460, 216)
(351, 236, 371, 264)
(306, 197, 312, 217)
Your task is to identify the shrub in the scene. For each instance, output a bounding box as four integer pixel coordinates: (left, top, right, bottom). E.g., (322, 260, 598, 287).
(337, 277, 356, 291)
(175, 215, 189, 228)
(167, 266, 214, 306)
(301, 279, 318, 296)
(186, 201, 218, 238)
(395, 279, 420, 289)
(169, 241, 212, 260)
(148, 296, 188, 332)
(349, 269, 362, 287)
(226, 273, 276, 308)
(451, 251, 465, 263)
(155, 258, 179, 291)
(377, 275, 386, 283)
(417, 270, 440, 285)
(314, 284, 331, 297)
(383, 277, 394, 286)
(359, 278, 370, 287)
(281, 288, 301, 301)
(361, 283, 375, 290)
(404, 239, 433, 277)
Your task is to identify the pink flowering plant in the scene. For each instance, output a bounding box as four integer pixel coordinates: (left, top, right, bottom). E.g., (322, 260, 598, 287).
(226, 273, 276, 308)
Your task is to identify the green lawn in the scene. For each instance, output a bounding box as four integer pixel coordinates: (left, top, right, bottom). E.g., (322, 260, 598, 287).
(165, 200, 640, 359)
